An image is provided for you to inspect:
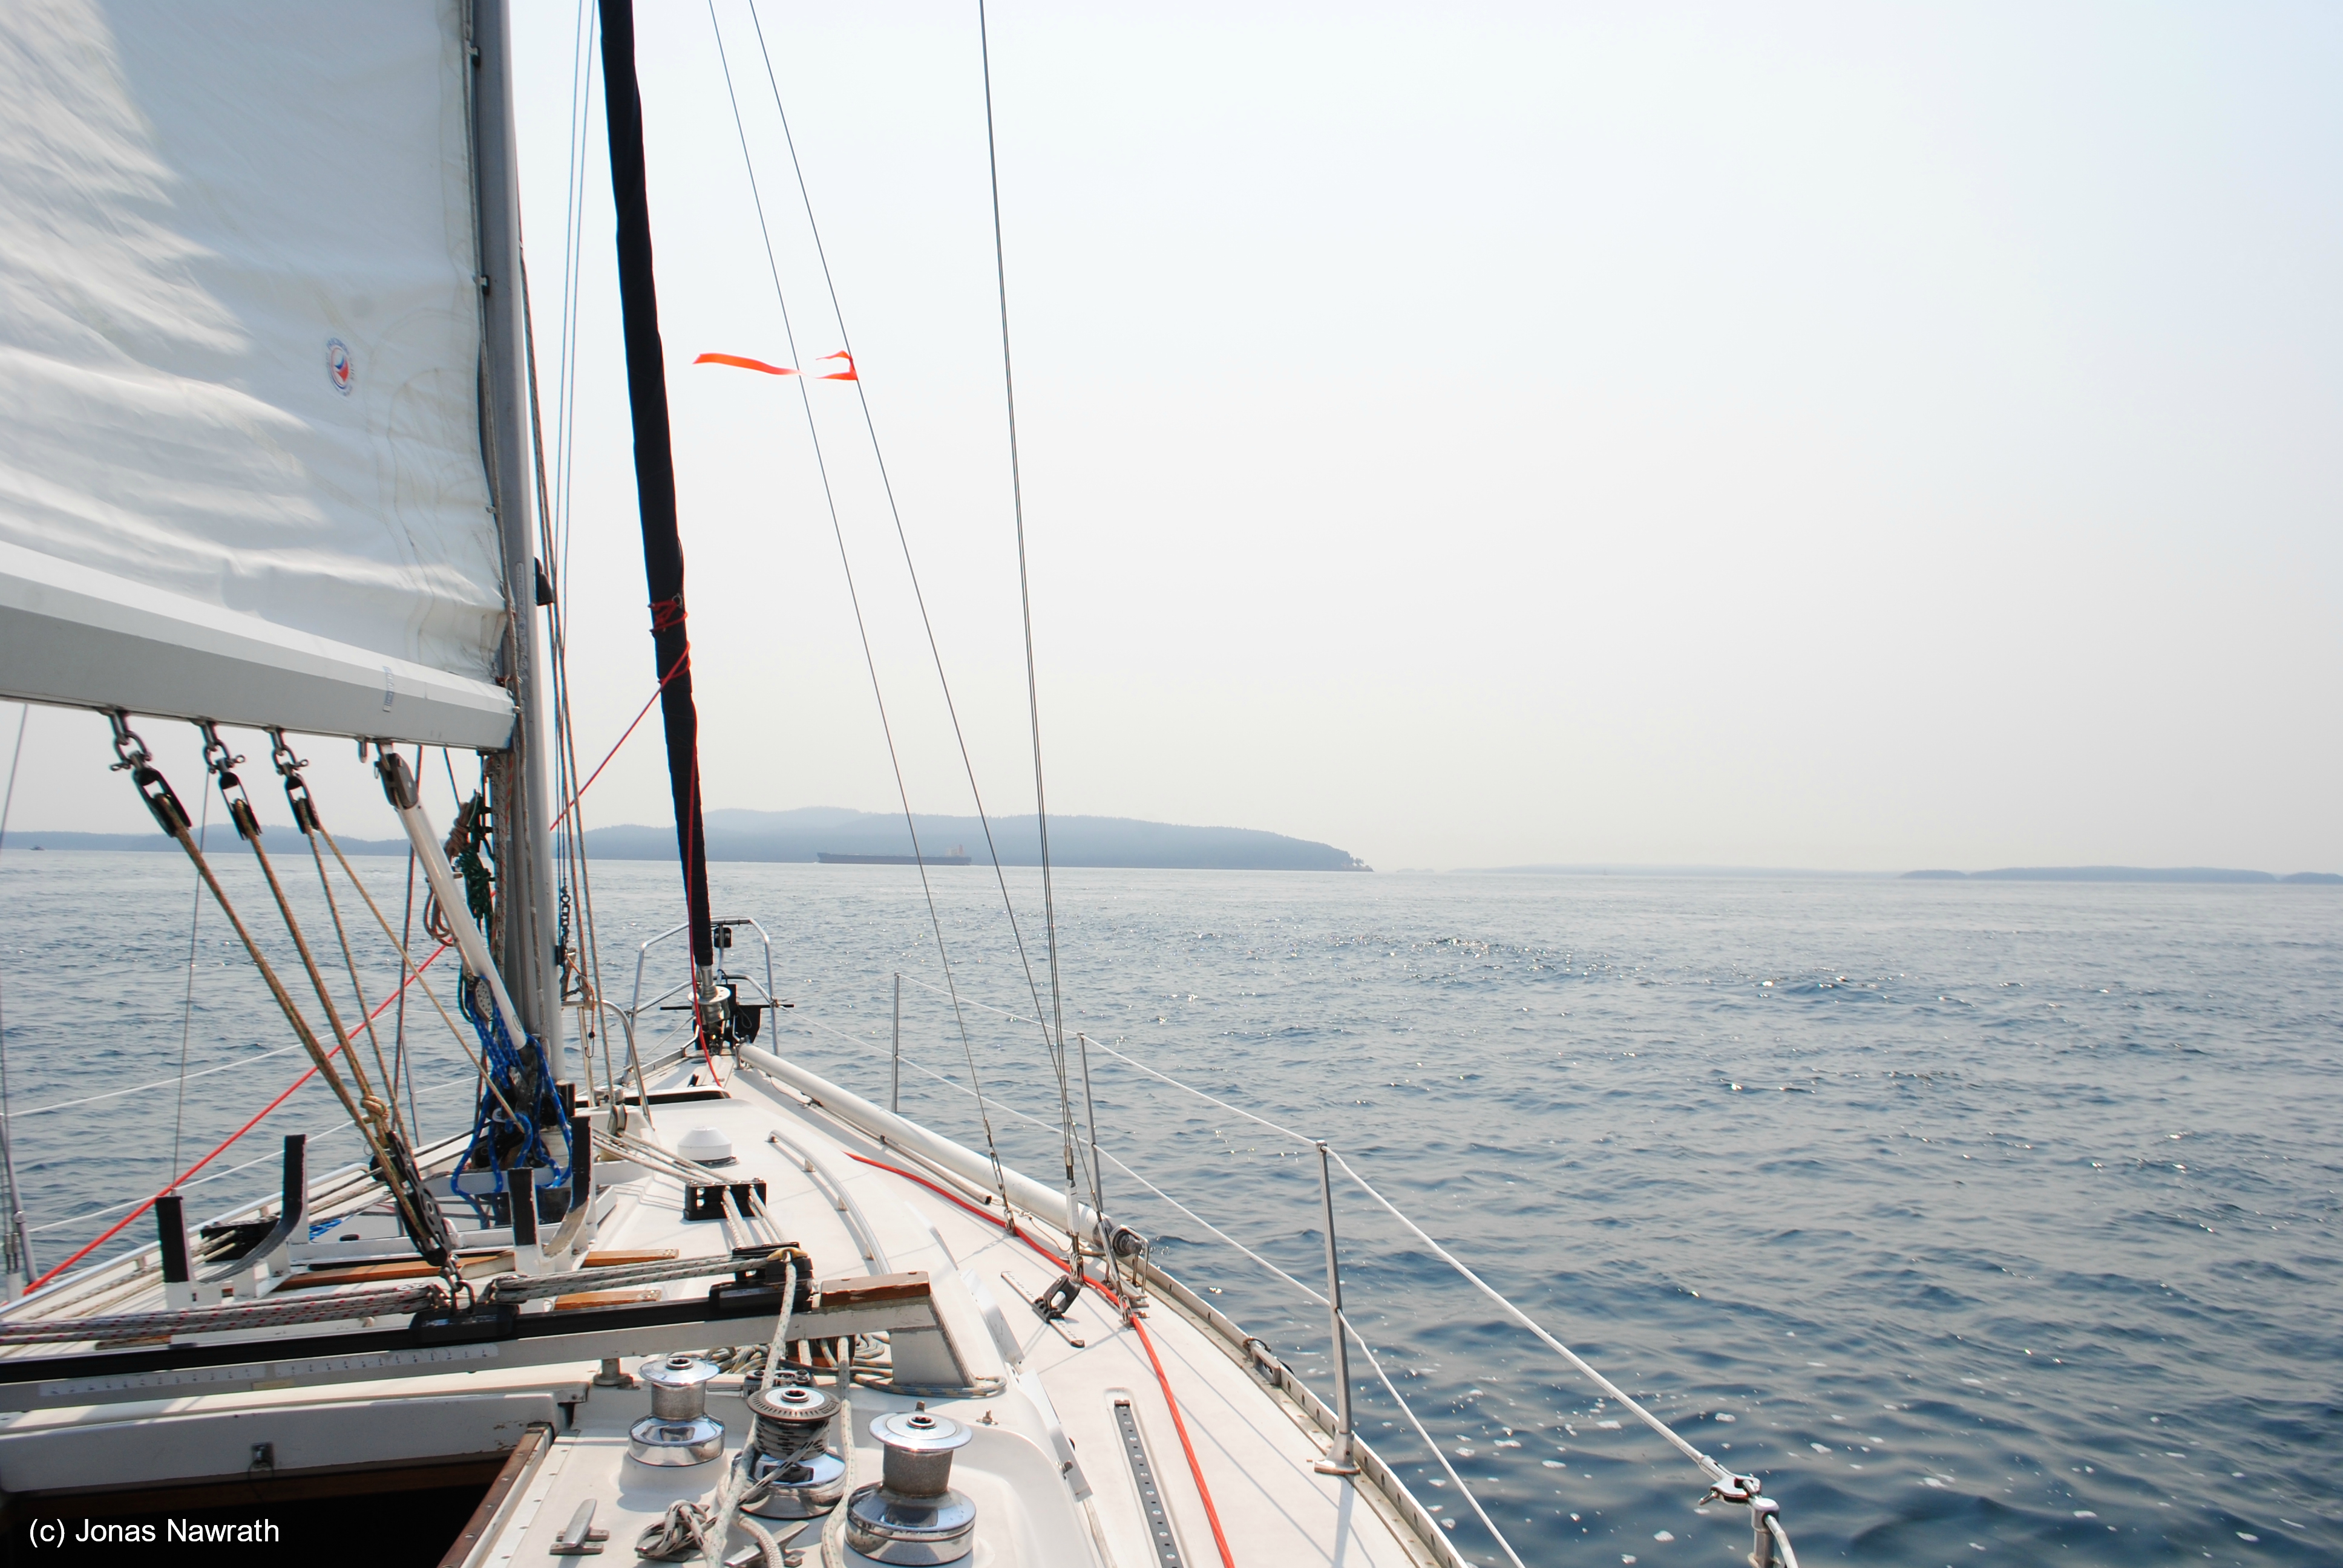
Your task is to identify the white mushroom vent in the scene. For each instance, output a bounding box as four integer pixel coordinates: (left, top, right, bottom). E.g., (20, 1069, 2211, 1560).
(677, 1126, 735, 1167)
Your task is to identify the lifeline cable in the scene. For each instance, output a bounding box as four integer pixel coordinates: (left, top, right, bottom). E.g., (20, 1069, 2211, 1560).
(21, 949, 453, 1293)
(22, 1071, 476, 1243)
(701, 0, 1011, 1215)
(846, 1140, 1236, 1568)
(1062, 1030, 1785, 1536)
(5, 1043, 313, 1123)
(1090, 1142, 1529, 1567)
(1325, 1145, 1739, 1486)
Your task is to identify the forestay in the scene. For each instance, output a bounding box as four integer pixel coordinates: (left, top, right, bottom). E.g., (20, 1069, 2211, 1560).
(0, 0, 514, 748)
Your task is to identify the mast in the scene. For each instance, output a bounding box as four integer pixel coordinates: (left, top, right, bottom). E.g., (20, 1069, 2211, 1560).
(471, 0, 564, 1076)
(597, 0, 718, 1007)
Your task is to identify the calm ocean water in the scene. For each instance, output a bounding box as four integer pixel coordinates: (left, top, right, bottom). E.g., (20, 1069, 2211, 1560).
(0, 852, 2335, 1564)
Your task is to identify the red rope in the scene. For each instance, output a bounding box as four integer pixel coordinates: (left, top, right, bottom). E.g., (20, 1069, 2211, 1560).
(1132, 1310, 1239, 1568)
(842, 1151, 1234, 1566)
(25, 942, 451, 1295)
(549, 646, 690, 831)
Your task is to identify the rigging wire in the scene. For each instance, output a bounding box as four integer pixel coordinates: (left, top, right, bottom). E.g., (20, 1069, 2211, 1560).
(276, 736, 406, 1145)
(522, 255, 618, 1109)
(0, 705, 32, 1287)
(554, 0, 599, 602)
(737, 0, 1088, 1218)
(169, 778, 210, 1175)
(701, 0, 1011, 1210)
(395, 745, 424, 1138)
(974, 0, 1078, 1210)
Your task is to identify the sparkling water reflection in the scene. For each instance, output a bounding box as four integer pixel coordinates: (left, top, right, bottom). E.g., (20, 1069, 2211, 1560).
(1, 855, 2335, 1563)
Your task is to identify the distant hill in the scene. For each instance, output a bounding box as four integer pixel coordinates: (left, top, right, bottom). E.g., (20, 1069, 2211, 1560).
(5, 830, 409, 855)
(2, 808, 1371, 872)
(593, 808, 1371, 872)
(1902, 866, 2340, 885)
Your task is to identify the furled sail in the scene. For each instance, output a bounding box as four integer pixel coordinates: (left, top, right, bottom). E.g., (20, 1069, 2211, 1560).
(0, 0, 515, 748)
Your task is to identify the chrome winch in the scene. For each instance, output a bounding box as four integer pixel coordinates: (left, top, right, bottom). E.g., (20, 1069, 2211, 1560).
(844, 1408, 978, 1564)
(741, 1382, 847, 1519)
(628, 1353, 726, 1466)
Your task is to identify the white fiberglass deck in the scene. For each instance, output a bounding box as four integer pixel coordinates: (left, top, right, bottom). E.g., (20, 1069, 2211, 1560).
(0, 1051, 1449, 1568)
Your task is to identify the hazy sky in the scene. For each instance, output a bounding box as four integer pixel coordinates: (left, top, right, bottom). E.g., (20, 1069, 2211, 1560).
(13, 2, 2341, 872)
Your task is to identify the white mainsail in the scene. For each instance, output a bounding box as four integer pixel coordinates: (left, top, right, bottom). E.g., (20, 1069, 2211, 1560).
(0, 0, 513, 747)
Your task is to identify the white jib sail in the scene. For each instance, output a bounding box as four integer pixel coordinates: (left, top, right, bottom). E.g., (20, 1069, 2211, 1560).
(0, 0, 515, 748)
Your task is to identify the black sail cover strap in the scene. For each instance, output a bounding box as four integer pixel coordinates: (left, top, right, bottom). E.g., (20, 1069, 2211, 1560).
(598, 0, 715, 978)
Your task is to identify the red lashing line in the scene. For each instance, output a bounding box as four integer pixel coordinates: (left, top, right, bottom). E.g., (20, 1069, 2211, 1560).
(551, 646, 690, 831)
(25, 942, 452, 1294)
(1131, 1310, 1239, 1568)
(843, 1151, 1237, 1567)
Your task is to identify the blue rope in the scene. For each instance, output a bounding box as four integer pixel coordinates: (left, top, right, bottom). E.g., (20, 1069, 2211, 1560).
(457, 978, 574, 1192)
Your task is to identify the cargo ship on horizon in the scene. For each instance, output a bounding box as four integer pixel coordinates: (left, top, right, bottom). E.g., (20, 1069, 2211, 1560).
(816, 843, 972, 866)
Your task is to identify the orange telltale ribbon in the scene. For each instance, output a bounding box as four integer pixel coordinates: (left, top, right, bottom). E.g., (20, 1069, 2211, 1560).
(817, 351, 857, 382)
(694, 351, 798, 376)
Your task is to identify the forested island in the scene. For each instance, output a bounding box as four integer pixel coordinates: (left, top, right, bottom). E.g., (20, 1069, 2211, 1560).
(12, 808, 1372, 872)
(1902, 866, 2341, 884)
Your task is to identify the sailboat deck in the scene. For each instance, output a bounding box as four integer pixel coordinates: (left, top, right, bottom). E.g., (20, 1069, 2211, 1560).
(0, 1060, 1446, 1567)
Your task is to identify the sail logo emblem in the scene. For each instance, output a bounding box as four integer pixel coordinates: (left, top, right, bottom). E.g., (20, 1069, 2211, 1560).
(326, 338, 352, 395)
